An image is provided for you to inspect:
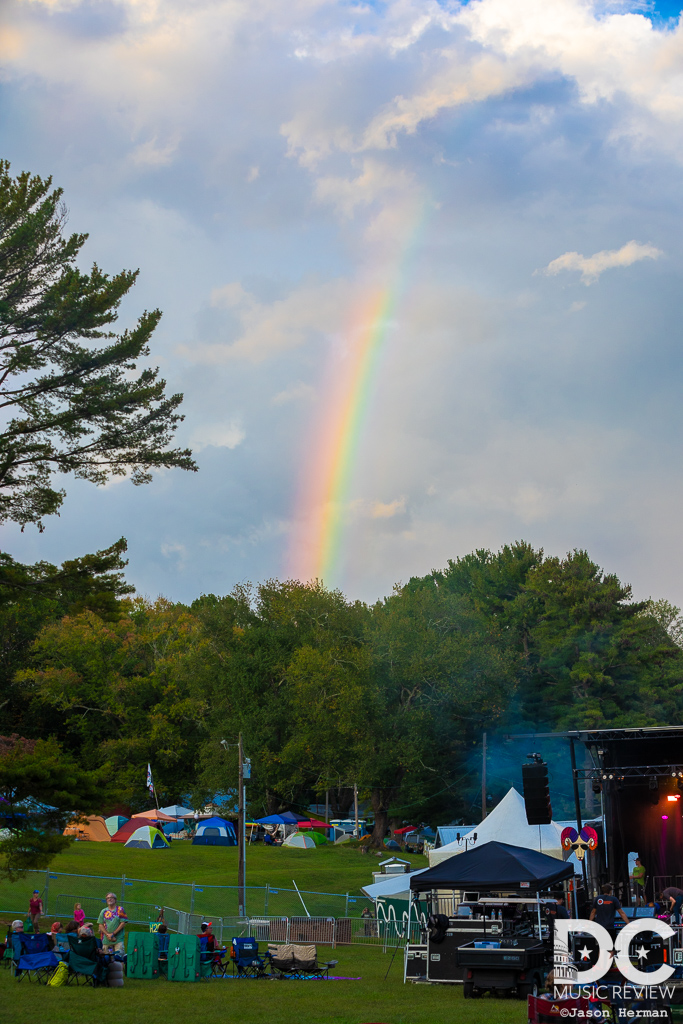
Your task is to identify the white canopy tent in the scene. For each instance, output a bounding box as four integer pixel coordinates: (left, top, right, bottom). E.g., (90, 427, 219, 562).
(361, 867, 429, 902)
(428, 787, 565, 866)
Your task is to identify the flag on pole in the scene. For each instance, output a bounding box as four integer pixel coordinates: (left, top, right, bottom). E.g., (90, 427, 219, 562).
(146, 763, 154, 798)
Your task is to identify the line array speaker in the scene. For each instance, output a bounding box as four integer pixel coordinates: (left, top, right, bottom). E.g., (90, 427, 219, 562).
(522, 762, 553, 825)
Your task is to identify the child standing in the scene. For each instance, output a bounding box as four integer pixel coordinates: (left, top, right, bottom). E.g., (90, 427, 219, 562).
(28, 890, 43, 932)
(73, 903, 85, 928)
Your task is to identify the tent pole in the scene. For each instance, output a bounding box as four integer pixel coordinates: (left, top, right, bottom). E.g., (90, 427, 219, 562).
(404, 895, 412, 983)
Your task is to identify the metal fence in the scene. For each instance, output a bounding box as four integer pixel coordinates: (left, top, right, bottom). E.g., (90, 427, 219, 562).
(166, 911, 423, 950)
(0, 869, 360, 922)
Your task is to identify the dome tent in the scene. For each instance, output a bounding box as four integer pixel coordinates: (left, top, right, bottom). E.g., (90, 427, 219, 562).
(192, 816, 236, 847)
(105, 815, 128, 837)
(124, 825, 169, 849)
(283, 832, 316, 849)
(112, 817, 156, 843)
(63, 816, 111, 842)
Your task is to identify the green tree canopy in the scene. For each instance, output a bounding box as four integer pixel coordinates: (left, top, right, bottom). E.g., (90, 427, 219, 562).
(0, 161, 196, 529)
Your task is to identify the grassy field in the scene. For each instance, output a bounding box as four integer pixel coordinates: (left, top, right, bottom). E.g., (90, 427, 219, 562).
(34, 839, 427, 894)
(0, 841, 426, 933)
(0, 942, 528, 1024)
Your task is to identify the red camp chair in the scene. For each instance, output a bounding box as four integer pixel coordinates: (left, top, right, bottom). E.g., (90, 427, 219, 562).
(528, 995, 592, 1023)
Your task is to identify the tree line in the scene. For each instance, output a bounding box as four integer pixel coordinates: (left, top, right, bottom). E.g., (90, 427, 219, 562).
(2, 537, 682, 867)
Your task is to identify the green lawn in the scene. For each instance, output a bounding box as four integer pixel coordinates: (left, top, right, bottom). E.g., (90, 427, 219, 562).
(0, 942, 528, 1024)
(0, 842, 428, 923)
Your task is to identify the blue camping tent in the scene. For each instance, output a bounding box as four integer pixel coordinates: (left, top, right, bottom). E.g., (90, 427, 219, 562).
(192, 816, 237, 847)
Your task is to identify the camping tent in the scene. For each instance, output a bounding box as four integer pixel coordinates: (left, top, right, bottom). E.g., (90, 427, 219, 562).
(412, 841, 573, 893)
(105, 815, 128, 837)
(63, 816, 111, 842)
(124, 825, 169, 849)
(283, 832, 316, 849)
(304, 831, 327, 846)
(429, 788, 565, 866)
(132, 809, 178, 822)
(162, 820, 187, 836)
(192, 816, 237, 847)
(159, 804, 195, 818)
(111, 817, 157, 843)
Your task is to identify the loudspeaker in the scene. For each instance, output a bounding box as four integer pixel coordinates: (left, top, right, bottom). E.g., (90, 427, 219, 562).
(522, 761, 552, 824)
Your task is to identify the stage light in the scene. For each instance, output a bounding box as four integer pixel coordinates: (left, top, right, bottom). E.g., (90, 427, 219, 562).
(668, 795, 680, 802)
(662, 815, 669, 820)
(592, 780, 602, 794)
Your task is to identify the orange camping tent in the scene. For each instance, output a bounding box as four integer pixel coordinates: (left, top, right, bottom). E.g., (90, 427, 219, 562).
(63, 815, 111, 842)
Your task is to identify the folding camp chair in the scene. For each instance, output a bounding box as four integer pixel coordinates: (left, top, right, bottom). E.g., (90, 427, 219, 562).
(11, 933, 60, 984)
(66, 934, 106, 987)
(266, 943, 337, 980)
(230, 937, 269, 979)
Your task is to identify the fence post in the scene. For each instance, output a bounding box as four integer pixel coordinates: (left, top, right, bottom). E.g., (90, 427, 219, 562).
(44, 869, 50, 915)
(190, 883, 195, 915)
(265, 884, 269, 916)
(286, 917, 290, 943)
(345, 892, 349, 917)
(121, 874, 126, 902)
(332, 919, 336, 950)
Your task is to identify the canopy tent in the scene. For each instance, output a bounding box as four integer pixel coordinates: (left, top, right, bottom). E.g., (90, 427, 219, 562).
(124, 825, 169, 849)
(63, 816, 111, 842)
(297, 819, 329, 829)
(283, 832, 316, 849)
(132, 809, 178, 822)
(393, 825, 418, 836)
(111, 817, 157, 843)
(362, 867, 429, 901)
(412, 841, 574, 893)
(429, 788, 565, 866)
(159, 804, 195, 818)
(255, 812, 308, 825)
(105, 815, 128, 837)
(192, 816, 237, 847)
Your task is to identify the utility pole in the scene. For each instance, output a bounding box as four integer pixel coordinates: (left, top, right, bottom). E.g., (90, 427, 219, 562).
(353, 782, 359, 839)
(238, 732, 245, 917)
(325, 788, 329, 825)
(481, 732, 487, 820)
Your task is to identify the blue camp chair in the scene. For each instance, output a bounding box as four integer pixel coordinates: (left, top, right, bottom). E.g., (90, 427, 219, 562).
(12, 933, 59, 983)
(231, 937, 269, 979)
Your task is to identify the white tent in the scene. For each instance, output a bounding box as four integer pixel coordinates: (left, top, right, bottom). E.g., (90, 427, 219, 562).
(429, 787, 565, 866)
(361, 868, 429, 901)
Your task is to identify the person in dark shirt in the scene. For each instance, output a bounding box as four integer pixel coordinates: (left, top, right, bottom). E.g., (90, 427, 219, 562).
(590, 884, 629, 936)
(662, 886, 683, 923)
(545, 897, 570, 922)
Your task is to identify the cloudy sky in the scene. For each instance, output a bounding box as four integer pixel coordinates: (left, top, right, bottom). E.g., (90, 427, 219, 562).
(2, 0, 683, 605)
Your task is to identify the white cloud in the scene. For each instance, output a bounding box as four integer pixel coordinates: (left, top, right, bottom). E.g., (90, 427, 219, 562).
(271, 381, 315, 405)
(541, 240, 662, 284)
(182, 278, 354, 363)
(371, 498, 406, 519)
(191, 421, 246, 451)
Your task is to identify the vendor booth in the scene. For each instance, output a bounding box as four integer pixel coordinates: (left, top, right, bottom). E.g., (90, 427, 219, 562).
(407, 840, 573, 995)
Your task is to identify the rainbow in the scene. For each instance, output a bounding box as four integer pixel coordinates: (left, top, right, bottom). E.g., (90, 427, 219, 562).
(286, 202, 425, 586)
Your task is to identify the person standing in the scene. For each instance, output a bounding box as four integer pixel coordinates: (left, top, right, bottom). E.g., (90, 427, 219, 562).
(662, 885, 683, 924)
(631, 858, 646, 905)
(73, 902, 85, 928)
(28, 890, 43, 932)
(590, 884, 629, 939)
(97, 892, 127, 953)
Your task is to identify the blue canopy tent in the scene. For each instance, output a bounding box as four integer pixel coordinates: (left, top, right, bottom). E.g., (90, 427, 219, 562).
(159, 804, 195, 818)
(192, 816, 237, 847)
(255, 812, 307, 825)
